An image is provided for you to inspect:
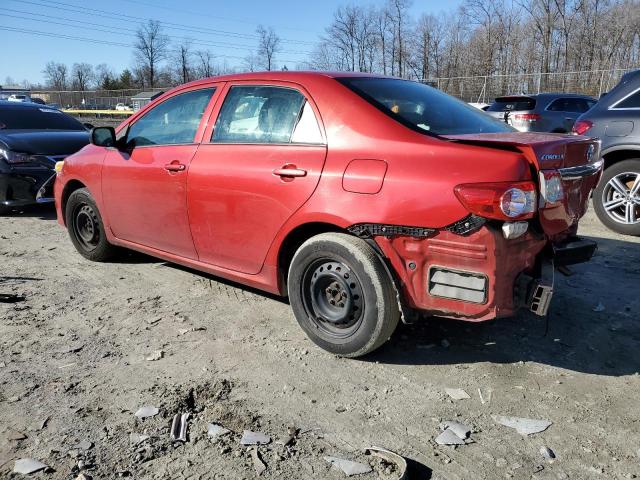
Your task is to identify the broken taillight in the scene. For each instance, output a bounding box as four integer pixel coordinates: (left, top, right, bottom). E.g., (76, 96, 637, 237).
(539, 170, 565, 206)
(454, 181, 537, 221)
(512, 113, 541, 122)
(572, 120, 593, 135)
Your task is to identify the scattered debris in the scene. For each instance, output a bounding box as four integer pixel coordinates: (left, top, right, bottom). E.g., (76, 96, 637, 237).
(324, 456, 372, 476)
(445, 388, 470, 400)
(593, 302, 606, 312)
(436, 420, 473, 446)
(493, 415, 552, 435)
(145, 317, 161, 325)
(170, 413, 190, 442)
(177, 327, 206, 336)
(540, 446, 556, 461)
(240, 430, 271, 445)
(13, 458, 48, 475)
(38, 417, 50, 430)
(207, 423, 231, 441)
(276, 426, 297, 446)
(74, 440, 93, 451)
(440, 421, 471, 440)
(145, 350, 164, 361)
(496, 458, 508, 468)
(365, 446, 408, 480)
(7, 430, 27, 441)
(134, 405, 159, 419)
(435, 428, 465, 445)
(251, 448, 267, 476)
(0, 293, 25, 303)
(129, 433, 149, 445)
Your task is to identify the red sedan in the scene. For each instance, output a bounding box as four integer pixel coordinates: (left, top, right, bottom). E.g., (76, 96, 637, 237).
(54, 72, 603, 357)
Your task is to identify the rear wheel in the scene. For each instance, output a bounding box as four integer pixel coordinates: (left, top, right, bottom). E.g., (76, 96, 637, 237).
(65, 188, 118, 261)
(593, 159, 640, 236)
(287, 233, 400, 357)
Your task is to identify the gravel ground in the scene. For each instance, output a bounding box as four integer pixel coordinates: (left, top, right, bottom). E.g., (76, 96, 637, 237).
(0, 205, 638, 479)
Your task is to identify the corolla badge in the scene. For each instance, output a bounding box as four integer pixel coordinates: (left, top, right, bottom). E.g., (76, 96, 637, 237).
(540, 153, 564, 161)
(586, 143, 595, 162)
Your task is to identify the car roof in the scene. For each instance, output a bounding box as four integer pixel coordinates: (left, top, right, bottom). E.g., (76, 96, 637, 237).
(0, 100, 53, 109)
(496, 93, 595, 100)
(176, 70, 394, 89)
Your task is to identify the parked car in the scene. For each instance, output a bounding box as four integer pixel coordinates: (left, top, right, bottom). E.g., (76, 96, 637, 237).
(115, 103, 132, 111)
(7, 94, 32, 103)
(54, 72, 601, 357)
(0, 101, 90, 214)
(486, 93, 596, 133)
(469, 102, 490, 111)
(573, 69, 640, 235)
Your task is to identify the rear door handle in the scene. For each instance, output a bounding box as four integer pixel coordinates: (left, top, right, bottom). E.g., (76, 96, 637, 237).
(273, 166, 307, 178)
(164, 162, 186, 172)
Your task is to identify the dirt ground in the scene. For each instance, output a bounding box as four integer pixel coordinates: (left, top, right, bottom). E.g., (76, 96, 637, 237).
(0, 205, 638, 479)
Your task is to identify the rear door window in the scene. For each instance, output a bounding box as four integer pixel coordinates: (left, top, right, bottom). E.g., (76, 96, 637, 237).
(487, 97, 536, 112)
(212, 85, 321, 144)
(126, 88, 215, 147)
(548, 98, 592, 113)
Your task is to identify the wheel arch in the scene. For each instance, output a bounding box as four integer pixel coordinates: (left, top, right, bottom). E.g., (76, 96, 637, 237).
(276, 222, 347, 295)
(61, 179, 89, 223)
(602, 146, 640, 169)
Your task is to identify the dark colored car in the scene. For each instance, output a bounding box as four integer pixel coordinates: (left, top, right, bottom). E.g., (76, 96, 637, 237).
(55, 72, 600, 357)
(486, 93, 597, 133)
(0, 101, 90, 214)
(573, 70, 640, 235)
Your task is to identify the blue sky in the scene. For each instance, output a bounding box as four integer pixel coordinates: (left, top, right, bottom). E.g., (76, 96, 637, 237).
(0, 0, 461, 86)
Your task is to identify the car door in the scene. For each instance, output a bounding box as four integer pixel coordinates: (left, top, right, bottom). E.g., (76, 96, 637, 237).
(102, 86, 218, 258)
(187, 82, 327, 274)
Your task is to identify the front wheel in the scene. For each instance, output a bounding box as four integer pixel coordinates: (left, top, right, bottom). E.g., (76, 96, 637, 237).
(65, 187, 118, 261)
(288, 233, 400, 357)
(593, 159, 640, 236)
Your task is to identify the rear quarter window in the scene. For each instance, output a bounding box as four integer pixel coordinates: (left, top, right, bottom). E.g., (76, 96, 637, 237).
(613, 90, 640, 109)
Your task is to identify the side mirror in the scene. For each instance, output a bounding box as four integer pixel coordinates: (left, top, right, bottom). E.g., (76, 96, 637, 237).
(90, 127, 116, 148)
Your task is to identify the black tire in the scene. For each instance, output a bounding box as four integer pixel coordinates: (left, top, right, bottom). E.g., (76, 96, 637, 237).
(65, 188, 118, 261)
(287, 233, 400, 357)
(593, 159, 640, 236)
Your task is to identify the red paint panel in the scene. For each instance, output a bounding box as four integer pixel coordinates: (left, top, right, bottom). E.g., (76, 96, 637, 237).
(342, 159, 387, 194)
(102, 145, 198, 259)
(187, 143, 327, 274)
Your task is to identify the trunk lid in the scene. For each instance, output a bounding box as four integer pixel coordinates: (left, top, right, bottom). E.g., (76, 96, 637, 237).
(442, 132, 602, 237)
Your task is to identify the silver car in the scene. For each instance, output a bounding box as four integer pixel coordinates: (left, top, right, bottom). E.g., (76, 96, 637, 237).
(486, 93, 597, 133)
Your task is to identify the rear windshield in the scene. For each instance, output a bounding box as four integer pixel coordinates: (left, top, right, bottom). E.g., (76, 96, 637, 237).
(338, 77, 513, 136)
(0, 106, 85, 130)
(487, 97, 537, 112)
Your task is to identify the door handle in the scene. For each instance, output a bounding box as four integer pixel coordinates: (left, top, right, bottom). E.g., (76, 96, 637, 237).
(164, 162, 186, 172)
(273, 166, 307, 178)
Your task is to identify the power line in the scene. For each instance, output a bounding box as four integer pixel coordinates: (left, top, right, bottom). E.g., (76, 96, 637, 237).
(116, 0, 317, 35)
(7, 0, 316, 45)
(2, 9, 313, 55)
(0, 26, 305, 64)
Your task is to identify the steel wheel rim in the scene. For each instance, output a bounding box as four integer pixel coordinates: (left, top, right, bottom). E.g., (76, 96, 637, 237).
(72, 203, 100, 251)
(301, 259, 364, 338)
(602, 171, 640, 225)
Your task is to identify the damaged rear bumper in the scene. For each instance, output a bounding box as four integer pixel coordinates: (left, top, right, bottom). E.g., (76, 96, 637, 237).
(373, 226, 596, 321)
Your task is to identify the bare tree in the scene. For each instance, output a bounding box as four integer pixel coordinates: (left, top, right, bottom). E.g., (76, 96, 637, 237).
(42, 62, 68, 90)
(256, 25, 281, 71)
(196, 50, 214, 78)
(95, 63, 115, 89)
(134, 20, 170, 88)
(71, 63, 94, 91)
(174, 40, 193, 84)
